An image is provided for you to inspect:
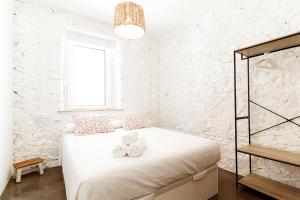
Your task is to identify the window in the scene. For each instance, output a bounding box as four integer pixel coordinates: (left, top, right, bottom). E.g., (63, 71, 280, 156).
(62, 31, 121, 110)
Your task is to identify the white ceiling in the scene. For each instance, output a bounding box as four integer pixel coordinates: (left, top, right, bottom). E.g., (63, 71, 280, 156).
(36, 0, 244, 35)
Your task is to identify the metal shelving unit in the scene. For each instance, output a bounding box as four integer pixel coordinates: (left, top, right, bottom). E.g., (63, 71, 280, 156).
(233, 32, 300, 200)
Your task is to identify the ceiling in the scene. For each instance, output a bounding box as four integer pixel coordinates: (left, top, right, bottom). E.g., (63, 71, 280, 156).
(35, 0, 244, 36)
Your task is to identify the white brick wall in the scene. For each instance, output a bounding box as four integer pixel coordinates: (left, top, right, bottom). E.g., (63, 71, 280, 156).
(158, 1, 300, 188)
(13, 0, 300, 189)
(13, 0, 159, 167)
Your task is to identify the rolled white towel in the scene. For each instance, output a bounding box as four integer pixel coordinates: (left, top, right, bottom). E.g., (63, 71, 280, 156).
(122, 131, 138, 146)
(112, 145, 128, 157)
(127, 139, 146, 157)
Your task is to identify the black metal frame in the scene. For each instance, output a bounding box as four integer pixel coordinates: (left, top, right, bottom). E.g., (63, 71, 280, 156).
(233, 41, 300, 188)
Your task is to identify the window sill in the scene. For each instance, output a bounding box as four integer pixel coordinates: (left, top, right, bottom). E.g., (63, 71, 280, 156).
(57, 107, 123, 113)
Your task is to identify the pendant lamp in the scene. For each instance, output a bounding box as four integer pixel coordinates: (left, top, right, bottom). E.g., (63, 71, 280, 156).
(113, 2, 146, 39)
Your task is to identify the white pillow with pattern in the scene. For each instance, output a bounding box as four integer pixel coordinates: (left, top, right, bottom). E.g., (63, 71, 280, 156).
(74, 116, 114, 135)
(122, 113, 150, 130)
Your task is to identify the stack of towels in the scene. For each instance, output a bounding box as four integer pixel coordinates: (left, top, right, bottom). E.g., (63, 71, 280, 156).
(112, 132, 146, 157)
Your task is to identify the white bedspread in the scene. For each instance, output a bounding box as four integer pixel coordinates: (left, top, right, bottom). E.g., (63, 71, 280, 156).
(62, 127, 220, 200)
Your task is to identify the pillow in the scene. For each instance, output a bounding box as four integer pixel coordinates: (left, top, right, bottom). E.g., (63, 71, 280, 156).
(122, 113, 150, 130)
(64, 123, 75, 133)
(111, 119, 123, 129)
(74, 116, 114, 135)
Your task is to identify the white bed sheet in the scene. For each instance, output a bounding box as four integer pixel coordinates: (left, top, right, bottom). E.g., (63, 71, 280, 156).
(62, 127, 220, 200)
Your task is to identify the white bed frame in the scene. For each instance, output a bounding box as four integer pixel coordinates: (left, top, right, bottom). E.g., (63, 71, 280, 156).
(136, 164, 218, 200)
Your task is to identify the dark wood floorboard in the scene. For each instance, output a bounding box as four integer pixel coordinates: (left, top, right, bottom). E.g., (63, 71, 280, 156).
(209, 168, 273, 200)
(0, 167, 66, 200)
(0, 167, 273, 200)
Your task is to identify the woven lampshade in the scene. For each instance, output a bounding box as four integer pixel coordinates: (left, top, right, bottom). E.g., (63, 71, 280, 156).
(113, 2, 146, 39)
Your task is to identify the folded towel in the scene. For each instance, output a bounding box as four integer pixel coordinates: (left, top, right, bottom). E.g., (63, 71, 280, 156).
(122, 131, 138, 145)
(127, 139, 146, 157)
(112, 145, 128, 157)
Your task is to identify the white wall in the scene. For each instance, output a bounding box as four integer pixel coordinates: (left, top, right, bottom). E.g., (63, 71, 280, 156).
(13, 0, 159, 167)
(12, 0, 300, 189)
(0, 0, 13, 195)
(158, 0, 300, 187)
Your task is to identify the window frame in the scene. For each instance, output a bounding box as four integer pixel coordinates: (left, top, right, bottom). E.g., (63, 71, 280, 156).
(61, 30, 118, 111)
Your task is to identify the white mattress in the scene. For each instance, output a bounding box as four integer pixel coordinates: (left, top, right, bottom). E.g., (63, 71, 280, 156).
(62, 127, 220, 200)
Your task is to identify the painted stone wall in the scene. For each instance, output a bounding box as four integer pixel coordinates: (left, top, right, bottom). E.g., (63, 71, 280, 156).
(13, 0, 300, 189)
(158, 0, 300, 188)
(13, 0, 159, 167)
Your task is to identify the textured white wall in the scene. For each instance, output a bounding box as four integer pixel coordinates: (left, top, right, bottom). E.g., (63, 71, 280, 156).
(13, 0, 159, 167)
(0, 0, 13, 195)
(12, 0, 300, 189)
(158, 0, 300, 188)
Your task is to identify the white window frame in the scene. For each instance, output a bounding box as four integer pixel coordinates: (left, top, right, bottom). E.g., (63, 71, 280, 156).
(61, 30, 120, 111)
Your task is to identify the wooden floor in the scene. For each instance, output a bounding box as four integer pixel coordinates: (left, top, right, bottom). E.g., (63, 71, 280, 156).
(0, 167, 65, 200)
(0, 167, 273, 200)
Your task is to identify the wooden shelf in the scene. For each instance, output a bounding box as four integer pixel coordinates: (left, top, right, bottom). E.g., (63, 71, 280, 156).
(235, 32, 300, 57)
(238, 145, 300, 167)
(239, 173, 300, 200)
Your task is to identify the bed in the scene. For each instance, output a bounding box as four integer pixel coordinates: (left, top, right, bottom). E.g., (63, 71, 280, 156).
(62, 127, 220, 200)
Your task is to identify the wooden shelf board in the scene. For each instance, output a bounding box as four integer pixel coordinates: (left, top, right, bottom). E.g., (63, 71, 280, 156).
(239, 173, 300, 200)
(235, 32, 300, 57)
(238, 144, 300, 167)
